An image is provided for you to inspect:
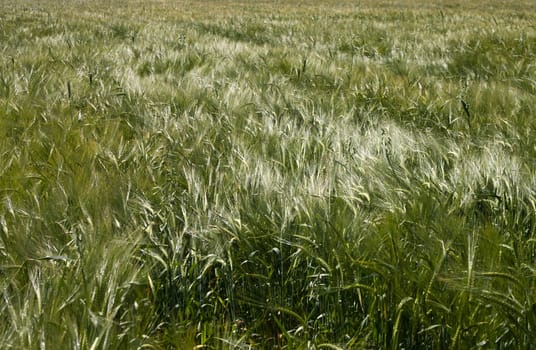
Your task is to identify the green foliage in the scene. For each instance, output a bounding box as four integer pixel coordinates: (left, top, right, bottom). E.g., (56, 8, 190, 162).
(0, 0, 535, 348)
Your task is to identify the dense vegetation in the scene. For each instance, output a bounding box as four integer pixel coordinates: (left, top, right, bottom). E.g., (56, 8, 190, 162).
(1, 0, 535, 348)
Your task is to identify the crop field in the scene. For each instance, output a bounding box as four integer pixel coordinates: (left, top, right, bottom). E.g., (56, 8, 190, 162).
(0, 0, 535, 348)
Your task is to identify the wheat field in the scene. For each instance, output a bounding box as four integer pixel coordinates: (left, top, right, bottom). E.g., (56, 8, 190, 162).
(0, 0, 535, 348)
